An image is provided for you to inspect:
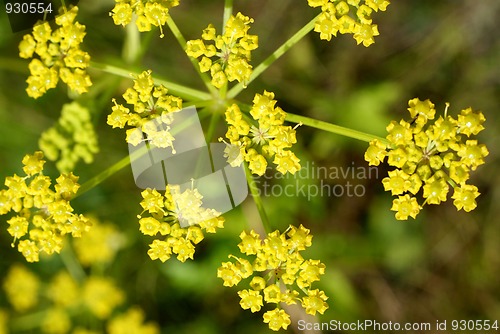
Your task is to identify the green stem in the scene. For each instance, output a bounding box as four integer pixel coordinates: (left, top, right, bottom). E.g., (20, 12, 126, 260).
(9, 311, 48, 331)
(74, 109, 212, 198)
(74, 150, 138, 199)
(227, 14, 320, 99)
(205, 108, 222, 143)
(123, 15, 142, 65)
(245, 164, 272, 234)
(285, 112, 390, 145)
(60, 241, 87, 283)
(89, 61, 211, 101)
(0, 58, 28, 73)
(165, 15, 219, 97)
(222, 0, 233, 34)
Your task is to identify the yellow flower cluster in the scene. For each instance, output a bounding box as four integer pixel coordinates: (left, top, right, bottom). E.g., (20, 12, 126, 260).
(107, 70, 183, 148)
(222, 91, 301, 176)
(218, 225, 328, 331)
(2, 263, 158, 334)
(2, 265, 39, 312)
(308, 0, 390, 46)
(18, 6, 92, 98)
(365, 98, 488, 220)
(73, 217, 125, 267)
(107, 307, 159, 334)
(82, 277, 125, 320)
(138, 185, 224, 263)
(186, 12, 258, 88)
(39, 102, 99, 173)
(110, 0, 180, 38)
(0, 151, 91, 262)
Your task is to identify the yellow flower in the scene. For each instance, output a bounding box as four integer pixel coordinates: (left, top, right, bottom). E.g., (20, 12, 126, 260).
(139, 186, 224, 263)
(218, 225, 328, 331)
(110, 0, 179, 38)
(263, 285, 282, 303)
(452, 184, 480, 212)
(238, 289, 263, 312)
(47, 272, 79, 307)
(301, 289, 329, 315)
(139, 217, 161, 236)
(391, 194, 420, 220)
(107, 307, 159, 334)
(83, 277, 124, 319)
(217, 262, 242, 287)
(423, 177, 449, 205)
(353, 23, 379, 46)
(107, 70, 182, 147)
(22, 151, 45, 176)
(457, 107, 485, 136)
(309, 0, 390, 46)
(224, 92, 301, 176)
(1, 152, 91, 262)
(263, 308, 291, 331)
(74, 219, 124, 266)
(19, 6, 92, 98)
(148, 239, 172, 262)
(186, 12, 258, 89)
(365, 99, 488, 220)
(3, 265, 40, 312)
(382, 169, 411, 195)
(41, 308, 71, 334)
(39, 102, 99, 173)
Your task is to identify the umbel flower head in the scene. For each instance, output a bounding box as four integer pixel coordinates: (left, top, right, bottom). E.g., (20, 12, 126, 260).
(221, 91, 301, 176)
(107, 70, 183, 148)
(218, 225, 328, 331)
(308, 0, 391, 46)
(365, 98, 488, 220)
(18, 6, 92, 98)
(110, 0, 180, 38)
(0, 151, 92, 262)
(3, 263, 160, 333)
(138, 185, 224, 263)
(39, 102, 99, 173)
(186, 12, 258, 88)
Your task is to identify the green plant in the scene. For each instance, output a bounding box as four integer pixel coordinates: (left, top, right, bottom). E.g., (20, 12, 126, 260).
(0, 0, 493, 333)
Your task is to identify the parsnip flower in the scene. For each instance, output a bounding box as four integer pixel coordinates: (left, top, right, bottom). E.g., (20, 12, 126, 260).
(365, 98, 488, 220)
(221, 91, 301, 176)
(3, 265, 40, 312)
(138, 186, 224, 263)
(218, 225, 328, 331)
(19, 6, 92, 98)
(0, 152, 91, 262)
(186, 12, 258, 88)
(39, 102, 99, 172)
(82, 277, 124, 319)
(110, 0, 180, 38)
(308, 0, 390, 46)
(107, 307, 160, 334)
(263, 309, 291, 331)
(107, 70, 182, 148)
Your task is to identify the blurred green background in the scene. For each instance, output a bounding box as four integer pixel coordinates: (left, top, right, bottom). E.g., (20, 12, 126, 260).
(0, 0, 499, 333)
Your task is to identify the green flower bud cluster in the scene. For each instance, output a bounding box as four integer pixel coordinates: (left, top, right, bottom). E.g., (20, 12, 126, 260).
(39, 102, 99, 173)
